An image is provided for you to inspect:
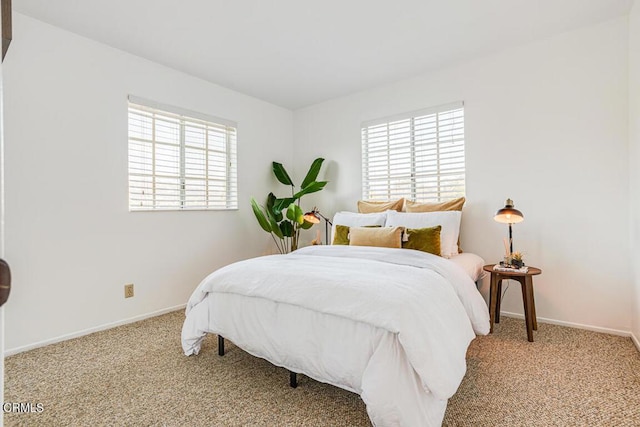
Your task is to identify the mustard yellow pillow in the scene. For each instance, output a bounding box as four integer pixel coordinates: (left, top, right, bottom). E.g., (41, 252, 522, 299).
(405, 197, 465, 212)
(357, 198, 404, 213)
(333, 225, 351, 245)
(405, 197, 465, 253)
(349, 226, 404, 249)
(402, 226, 442, 256)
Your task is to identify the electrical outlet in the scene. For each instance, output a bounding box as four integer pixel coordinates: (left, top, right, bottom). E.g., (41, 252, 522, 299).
(124, 283, 134, 298)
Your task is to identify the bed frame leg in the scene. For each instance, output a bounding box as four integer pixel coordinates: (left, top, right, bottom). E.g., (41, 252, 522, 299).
(218, 335, 225, 356)
(289, 371, 298, 388)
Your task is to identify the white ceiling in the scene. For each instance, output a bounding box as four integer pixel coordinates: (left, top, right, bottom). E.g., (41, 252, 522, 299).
(14, 0, 634, 109)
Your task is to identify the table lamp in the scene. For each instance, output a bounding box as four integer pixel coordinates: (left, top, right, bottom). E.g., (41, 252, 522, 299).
(494, 198, 524, 255)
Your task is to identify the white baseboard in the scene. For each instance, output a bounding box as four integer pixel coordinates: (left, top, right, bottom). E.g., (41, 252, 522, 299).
(499, 311, 632, 337)
(4, 304, 186, 357)
(7, 306, 639, 356)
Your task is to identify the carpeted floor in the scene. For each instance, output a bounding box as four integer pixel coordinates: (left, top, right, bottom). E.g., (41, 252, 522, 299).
(4, 311, 640, 426)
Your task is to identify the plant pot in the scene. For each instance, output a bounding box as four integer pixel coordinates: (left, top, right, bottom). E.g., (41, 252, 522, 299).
(512, 259, 524, 268)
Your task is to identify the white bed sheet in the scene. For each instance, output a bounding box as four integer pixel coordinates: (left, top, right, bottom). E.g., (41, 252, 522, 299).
(182, 246, 489, 426)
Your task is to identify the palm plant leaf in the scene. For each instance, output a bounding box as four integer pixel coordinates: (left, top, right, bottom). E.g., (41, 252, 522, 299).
(273, 197, 296, 213)
(250, 198, 272, 233)
(266, 192, 283, 222)
(280, 220, 293, 237)
(272, 162, 294, 186)
(293, 181, 327, 199)
(286, 203, 304, 225)
(301, 158, 325, 189)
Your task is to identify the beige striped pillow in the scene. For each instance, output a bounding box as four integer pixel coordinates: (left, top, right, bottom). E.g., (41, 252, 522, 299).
(357, 198, 404, 213)
(349, 226, 404, 249)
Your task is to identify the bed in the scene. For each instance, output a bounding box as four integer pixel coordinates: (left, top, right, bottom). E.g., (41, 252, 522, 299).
(181, 244, 489, 426)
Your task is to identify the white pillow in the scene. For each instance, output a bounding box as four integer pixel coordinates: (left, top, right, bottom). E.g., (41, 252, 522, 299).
(448, 253, 486, 282)
(385, 210, 462, 258)
(331, 211, 387, 244)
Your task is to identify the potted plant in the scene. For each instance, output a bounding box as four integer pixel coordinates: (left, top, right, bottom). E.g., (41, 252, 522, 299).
(511, 251, 525, 268)
(251, 158, 327, 253)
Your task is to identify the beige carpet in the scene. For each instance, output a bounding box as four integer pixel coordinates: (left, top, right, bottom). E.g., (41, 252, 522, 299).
(4, 311, 640, 426)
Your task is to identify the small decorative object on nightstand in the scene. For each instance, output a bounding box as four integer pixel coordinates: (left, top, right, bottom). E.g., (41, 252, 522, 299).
(483, 264, 542, 342)
(511, 251, 525, 268)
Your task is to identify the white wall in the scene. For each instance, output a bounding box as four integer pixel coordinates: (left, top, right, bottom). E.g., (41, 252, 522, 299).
(294, 17, 631, 333)
(630, 1, 640, 344)
(3, 11, 635, 352)
(2, 14, 293, 352)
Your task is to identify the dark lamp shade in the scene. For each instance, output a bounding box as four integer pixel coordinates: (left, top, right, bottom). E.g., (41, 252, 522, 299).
(494, 199, 524, 224)
(303, 211, 321, 224)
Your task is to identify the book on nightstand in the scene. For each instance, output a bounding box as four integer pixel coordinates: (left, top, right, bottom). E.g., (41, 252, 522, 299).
(493, 264, 529, 273)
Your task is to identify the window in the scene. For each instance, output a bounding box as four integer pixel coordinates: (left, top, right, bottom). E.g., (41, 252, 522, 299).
(361, 102, 464, 202)
(127, 96, 238, 211)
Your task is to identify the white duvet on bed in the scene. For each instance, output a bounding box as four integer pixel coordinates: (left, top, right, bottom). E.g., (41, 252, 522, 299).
(182, 245, 489, 426)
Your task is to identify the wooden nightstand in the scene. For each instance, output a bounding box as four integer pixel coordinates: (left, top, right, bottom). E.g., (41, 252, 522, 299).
(483, 264, 542, 342)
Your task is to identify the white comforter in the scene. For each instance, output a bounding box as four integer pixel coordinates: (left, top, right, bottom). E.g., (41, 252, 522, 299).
(182, 245, 489, 426)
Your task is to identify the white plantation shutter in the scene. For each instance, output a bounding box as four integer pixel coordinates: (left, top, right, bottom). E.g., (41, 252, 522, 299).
(361, 102, 465, 202)
(128, 96, 238, 211)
